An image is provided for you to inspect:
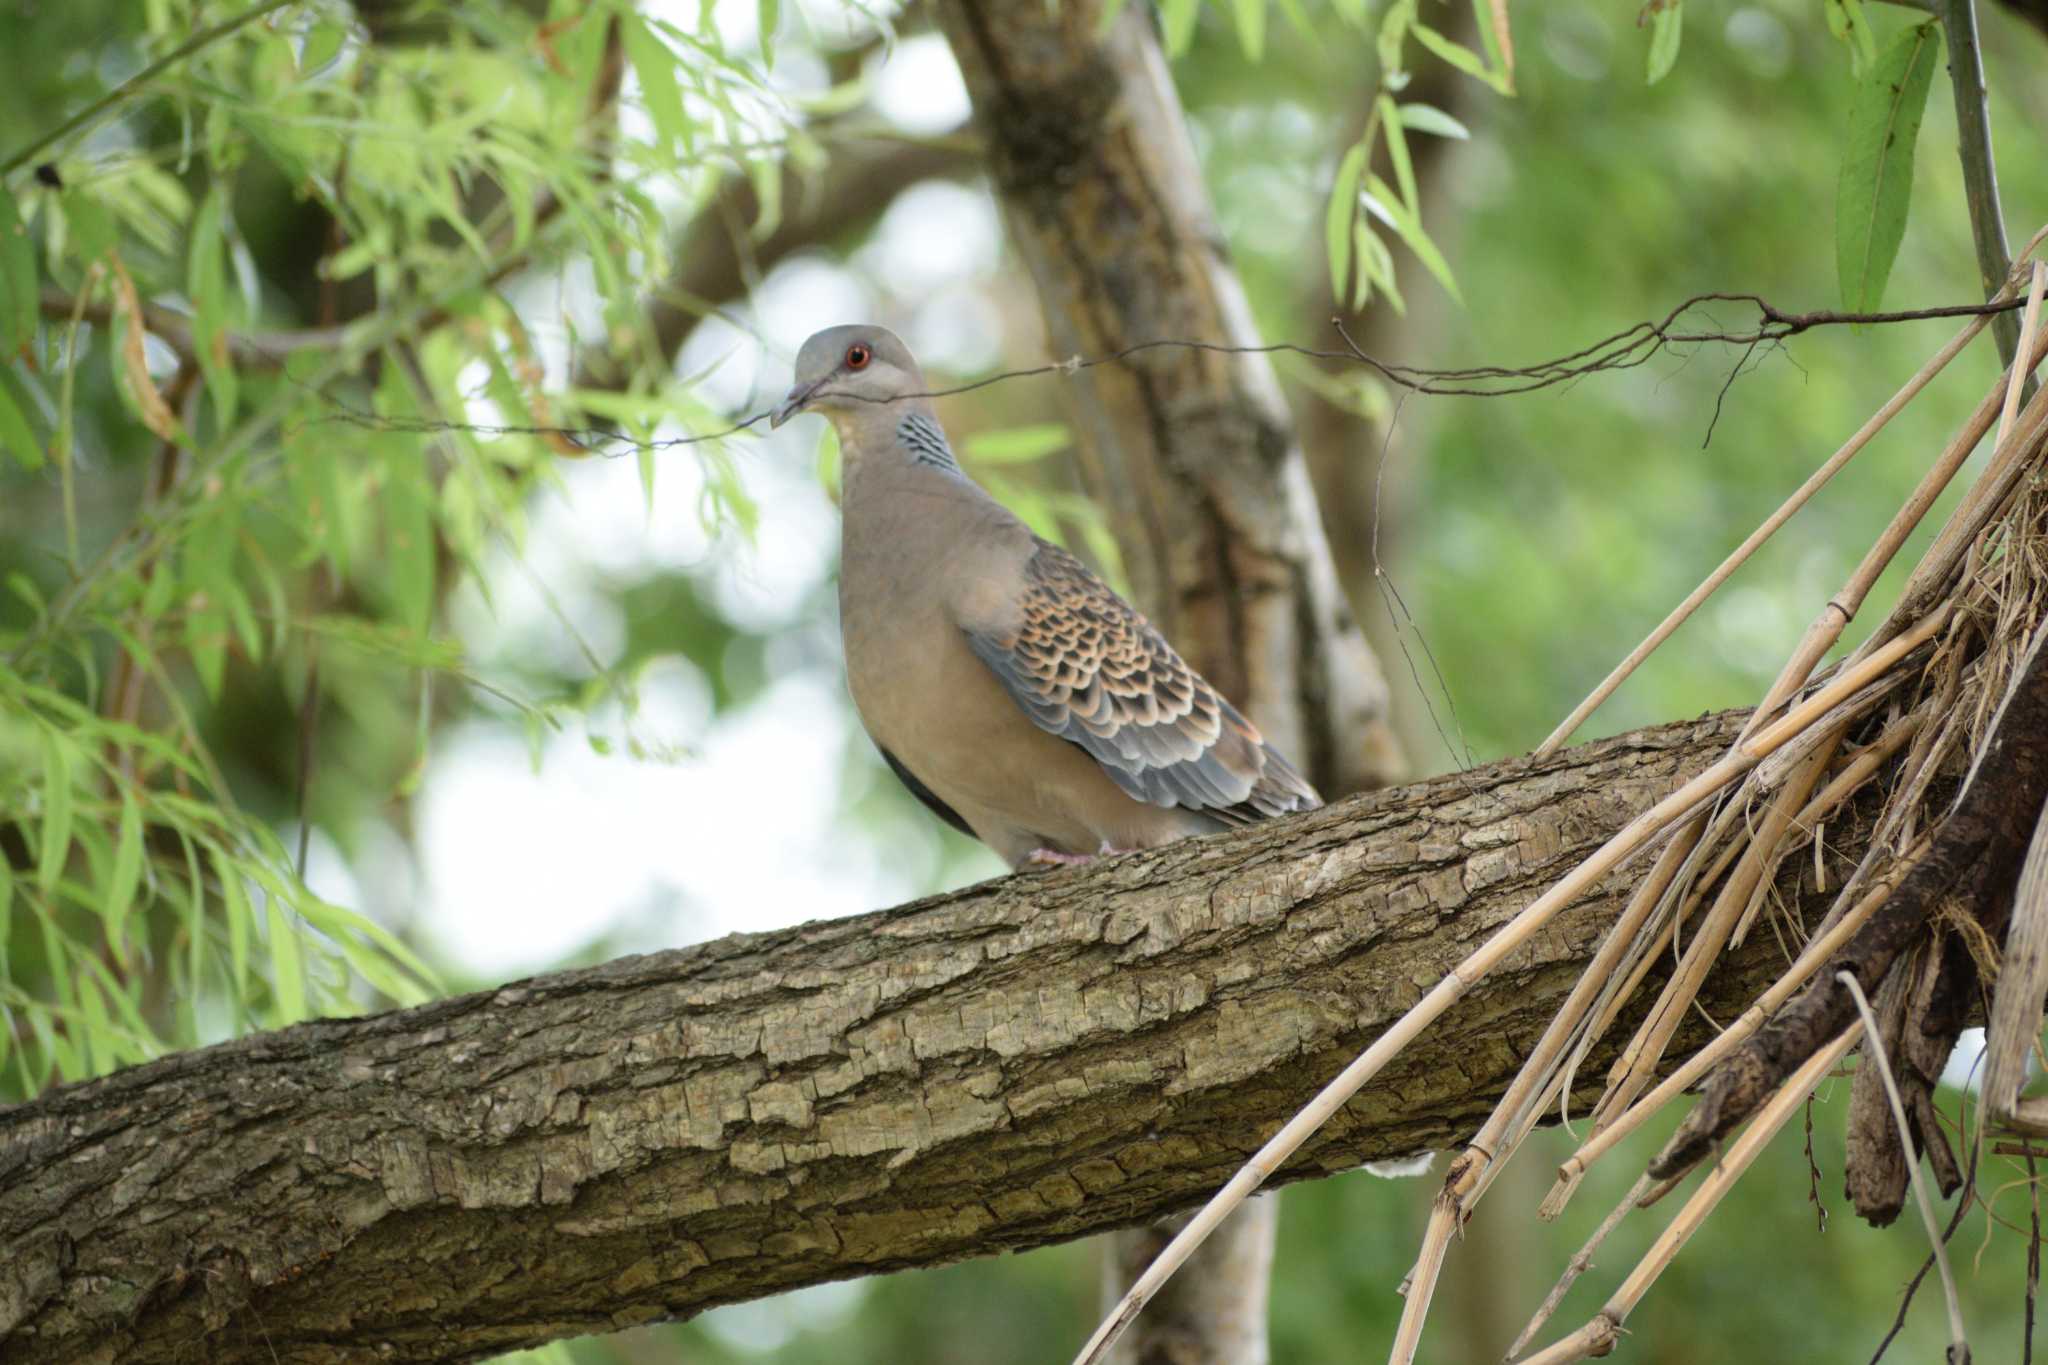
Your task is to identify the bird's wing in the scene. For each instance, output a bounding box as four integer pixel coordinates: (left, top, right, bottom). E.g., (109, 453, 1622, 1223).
(963, 539, 1321, 825)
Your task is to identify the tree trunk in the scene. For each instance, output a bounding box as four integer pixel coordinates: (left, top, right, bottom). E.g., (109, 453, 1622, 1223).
(1, 709, 1882, 1365)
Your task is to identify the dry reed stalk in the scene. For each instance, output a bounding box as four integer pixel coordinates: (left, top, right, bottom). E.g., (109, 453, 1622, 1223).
(1387, 629, 1943, 1363)
(1071, 606, 1951, 1365)
(1511, 1026, 1864, 1365)
(1095, 238, 2048, 1365)
(1390, 640, 1940, 1362)
(1729, 740, 1844, 947)
(1501, 242, 2048, 1364)
(1757, 347, 2027, 728)
(1787, 716, 1925, 858)
(1543, 848, 1921, 1211)
(1594, 733, 1845, 1126)
(1510, 1175, 1656, 1359)
(1887, 327, 2048, 632)
(1838, 970, 1970, 1357)
(1389, 311, 2035, 1363)
(1538, 308, 1997, 756)
(1996, 263, 2047, 450)
(1541, 240, 2048, 760)
(1381, 826, 1708, 1348)
(1555, 317, 2048, 1181)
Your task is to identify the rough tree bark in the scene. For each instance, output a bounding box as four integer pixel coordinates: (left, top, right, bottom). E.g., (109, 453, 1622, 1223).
(1, 709, 1891, 1365)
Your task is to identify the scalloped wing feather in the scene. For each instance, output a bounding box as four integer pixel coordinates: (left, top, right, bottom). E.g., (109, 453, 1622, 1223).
(964, 540, 1322, 826)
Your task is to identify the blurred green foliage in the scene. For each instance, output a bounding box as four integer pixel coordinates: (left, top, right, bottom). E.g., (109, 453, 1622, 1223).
(2, 0, 2044, 1361)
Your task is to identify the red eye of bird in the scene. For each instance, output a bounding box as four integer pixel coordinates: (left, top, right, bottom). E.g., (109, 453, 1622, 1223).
(845, 343, 872, 371)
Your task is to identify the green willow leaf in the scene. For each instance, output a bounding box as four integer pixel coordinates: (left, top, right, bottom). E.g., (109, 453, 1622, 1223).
(1326, 140, 1369, 302)
(1397, 103, 1470, 140)
(0, 858, 14, 970)
(1232, 0, 1265, 60)
(1377, 0, 1417, 87)
(1355, 221, 1405, 315)
(1379, 94, 1417, 212)
(1645, 1, 1682, 85)
(36, 731, 73, 896)
(188, 186, 239, 424)
(1161, 0, 1200, 56)
(1836, 21, 1941, 314)
(1365, 174, 1462, 303)
(1412, 23, 1508, 94)
(0, 185, 35, 357)
(103, 791, 143, 957)
(0, 375, 43, 470)
(266, 894, 307, 1024)
(1825, 0, 1878, 73)
(622, 15, 689, 156)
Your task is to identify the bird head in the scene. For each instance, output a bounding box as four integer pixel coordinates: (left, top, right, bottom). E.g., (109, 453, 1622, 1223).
(771, 325, 924, 429)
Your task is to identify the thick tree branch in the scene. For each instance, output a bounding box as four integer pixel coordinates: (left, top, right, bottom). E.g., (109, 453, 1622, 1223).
(1, 708, 1891, 1364)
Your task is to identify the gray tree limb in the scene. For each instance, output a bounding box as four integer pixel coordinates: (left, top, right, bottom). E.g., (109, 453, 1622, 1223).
(1, 709, 1873, 1365)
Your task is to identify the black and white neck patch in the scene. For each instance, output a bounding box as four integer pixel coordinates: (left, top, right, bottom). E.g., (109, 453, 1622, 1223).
(897, 412, 961, 471)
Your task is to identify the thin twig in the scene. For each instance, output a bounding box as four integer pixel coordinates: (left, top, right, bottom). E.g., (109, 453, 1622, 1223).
(1839, 970, 1971, 1362)
(2026, 1151, 2040, 1365)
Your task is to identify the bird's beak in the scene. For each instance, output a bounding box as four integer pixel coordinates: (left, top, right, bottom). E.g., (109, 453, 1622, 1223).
(770, 379, 822, 429)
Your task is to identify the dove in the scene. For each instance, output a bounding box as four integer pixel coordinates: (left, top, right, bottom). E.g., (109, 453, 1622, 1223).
(772, 324, 1321, 870)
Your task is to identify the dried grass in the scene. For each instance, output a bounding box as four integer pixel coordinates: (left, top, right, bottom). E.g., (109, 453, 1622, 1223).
(1074, 232, 2048, 1365)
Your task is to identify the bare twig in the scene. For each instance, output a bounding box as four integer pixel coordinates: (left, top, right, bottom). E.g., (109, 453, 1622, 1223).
(1509, 1174, 1655, 1360)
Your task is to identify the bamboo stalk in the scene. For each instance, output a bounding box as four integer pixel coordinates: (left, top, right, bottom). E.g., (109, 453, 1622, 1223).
(1071, 606, 1950, 1365)
(1512, 1026, 1863, 1365)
